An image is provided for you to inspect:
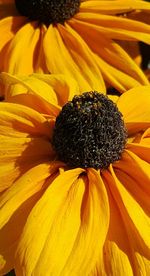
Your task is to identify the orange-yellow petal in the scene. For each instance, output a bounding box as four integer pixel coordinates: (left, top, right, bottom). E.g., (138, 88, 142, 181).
(69, 18, 148, 91)
(75, 12, 150, 44)
(101, 165, 150, 275)
(0, 162, 60, 274)
(32, 73, 80, 104)
(3, 22, 44, 75)
(80, 0, 150, 15)
(44, 24, 105, 93)
(117, 85, 150, 135)
(127, 127, 150, 162)
(15, 168, 109, 275)
(0, 72, 79, 107)
(0, 102, 53, 191)
(113, 150, 150, 216)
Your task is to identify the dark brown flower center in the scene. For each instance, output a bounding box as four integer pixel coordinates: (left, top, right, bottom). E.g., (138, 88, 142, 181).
(52, 91, 127, 169)
(15, 0, 80, 25)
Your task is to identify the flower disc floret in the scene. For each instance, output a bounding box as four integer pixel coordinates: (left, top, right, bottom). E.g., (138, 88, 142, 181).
(15, 0, 80, 25)
(52, 91, 127, 169)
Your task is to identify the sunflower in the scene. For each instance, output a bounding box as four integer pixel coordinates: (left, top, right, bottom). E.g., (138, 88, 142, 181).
(0, 72, 150, 275)
(0, 0, 150, 95)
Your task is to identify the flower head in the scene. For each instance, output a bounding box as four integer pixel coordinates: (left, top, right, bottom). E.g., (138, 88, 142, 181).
(0, 73, 150, 275)
(53, 91, 127, 169)
(0, 0, 150, 95)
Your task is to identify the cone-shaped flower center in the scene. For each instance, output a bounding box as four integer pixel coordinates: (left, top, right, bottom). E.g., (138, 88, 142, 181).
(15, 0, 81, 25)
(52, 92, 127, 169)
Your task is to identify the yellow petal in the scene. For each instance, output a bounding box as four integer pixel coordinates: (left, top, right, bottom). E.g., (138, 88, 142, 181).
(32, 73, 80, 104)
(127, 127, 150, 162)
(80, 0, 150, 15)
(0, 162, 60, 274)
(69, 18, 148, 91)
(15, 168, 84, 275)
(117, 85, 150, 135)
(33, 24, 49, 74)
(75, 12, 150, 44)
(0, 134, 55, 192)
(60, 23, 106, 92)
(15, 168, 109, 275)
(44, 24, 105, 93)
(0, 16, 26, 53)
(0, 162, 60, 228)
(127, 142, 150, 163)
(135, 253, 150, 276)
(102, 166, 150, 275)
(101, 170, 135, 275)
(0, 102, 51, 137)
(9, 93, 61, 117)
(0, 186, 43, 275)
(113, 150, 150, 216)
(0, 16, 27, 86)
(3, 22, 42, 75)
(0, 72, 58, 104)
(0, 102, 54, 191)
(111, 157, 150, 248)
(141, 127, 150, 145)
(104, 241, 133, 276)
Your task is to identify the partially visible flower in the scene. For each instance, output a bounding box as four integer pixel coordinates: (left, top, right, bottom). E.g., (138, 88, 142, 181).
(0, 0, 150, 95)
(0, 73, 150, 275)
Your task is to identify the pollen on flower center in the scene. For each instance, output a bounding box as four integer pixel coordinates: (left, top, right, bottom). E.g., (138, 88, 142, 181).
(15, 0, 81, 25)
(52, 91, 127, 169)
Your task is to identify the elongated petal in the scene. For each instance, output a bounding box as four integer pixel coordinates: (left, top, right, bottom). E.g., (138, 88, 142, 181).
(113, 150, 150, 215)
(0, 16, 27, 87)
(69, 18, 148, 91)
(0, 102, 51, 137)
(75, 12, 150, 43)
(0, 162, 60, 274)
(15, 168, 84, 275)
(0, 188, 43, 274)
(80, 0, 150, 15)
(127, 127, 150, 162)
(141, 128, 150, 146)
(117, 86, 150, 135)
(111, 160, 150, 248)
(101, 170, 136, 275)
(3, 22, 43, 75)
(44, 24, 105, 93)
(102, 166, 150, 275)
(0, 102, 53, 191)
(62, 169, 109, 275)
(0, 72, 57, 103)
(127, 142, 150, 163)
(15, 168, 109, 275)
(0, 16, 26, 53)
(0, 72, 79, 106)
(0, 163, 60, 228)
(32, 73, 80, 104)
(59, 23, 105, 92)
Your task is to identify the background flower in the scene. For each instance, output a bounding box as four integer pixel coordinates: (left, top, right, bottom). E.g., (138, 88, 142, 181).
(0, 0, 150, 96)
(0, 73, 150, 275)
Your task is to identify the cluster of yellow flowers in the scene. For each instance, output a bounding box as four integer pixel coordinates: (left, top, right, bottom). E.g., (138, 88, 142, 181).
(0, 1, 150, 275)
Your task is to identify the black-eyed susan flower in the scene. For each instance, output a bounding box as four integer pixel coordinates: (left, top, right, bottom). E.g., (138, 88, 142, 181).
(0, 73, 150, 275)
(0, 0, 150, 94)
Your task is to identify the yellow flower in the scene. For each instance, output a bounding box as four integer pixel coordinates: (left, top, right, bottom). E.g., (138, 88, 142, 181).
(0, 0, 150, 94)
(0, 73, 150, 275)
